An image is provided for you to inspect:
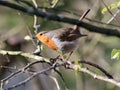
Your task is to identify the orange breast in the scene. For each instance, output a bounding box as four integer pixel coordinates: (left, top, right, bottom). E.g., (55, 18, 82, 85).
(36, 32, 58, 50)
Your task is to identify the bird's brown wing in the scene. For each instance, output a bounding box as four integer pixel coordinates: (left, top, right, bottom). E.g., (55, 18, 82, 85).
(45, 27, 81, 41)
(58, 28, 81, 41)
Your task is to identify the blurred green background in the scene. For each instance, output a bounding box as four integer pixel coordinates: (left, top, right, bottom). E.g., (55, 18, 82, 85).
(0, 0, 120, 90)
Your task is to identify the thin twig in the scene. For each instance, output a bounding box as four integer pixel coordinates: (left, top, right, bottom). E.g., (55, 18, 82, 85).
(7, 64, 56, 90)
(68, 65, 120, 87)
(1, 60, 45, 82)
(107, 9, 120, 24)
(73, 9, 90, 30)
(0, 50, 49, 62)
(101, 0, 120, 25)
(54, 68, 69, 90)
(37, 6, 120, 27)
(72, 60, 113, 79)
(0, 65, 17, 70)
(49, 75, 60, 90)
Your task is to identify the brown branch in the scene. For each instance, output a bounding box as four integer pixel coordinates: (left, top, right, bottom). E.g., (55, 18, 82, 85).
(0, 50, 120, 87)
(0, 50, 49, 62)
(0, 1, 120, 37)
(72, 60, 113, 79)
(0, 50, 120, 89)
(68, 65, 120, 87)
(37, 6, 120, 27)
(1, 60, 45, 83)
(7, 64, 55, 90)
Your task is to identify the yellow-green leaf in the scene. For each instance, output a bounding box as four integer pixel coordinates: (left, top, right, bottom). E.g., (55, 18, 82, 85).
(102, 1, 120, 14)
(74, 60, 81, 75)
(75, 65, 81, 75)
(40, 44, 45, 51)
(111, 49, 120, 60)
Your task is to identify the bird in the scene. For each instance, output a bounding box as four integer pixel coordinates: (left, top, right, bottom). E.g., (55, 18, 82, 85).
(35, 27, 86, 54)
(35, 10, 90, 55)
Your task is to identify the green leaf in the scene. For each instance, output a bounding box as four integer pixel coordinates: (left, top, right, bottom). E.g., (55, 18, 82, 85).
(102, 1, 120, 14)
(40, 44, 45, 51)
(74, 60, 81, 75)
(111, 49, 120, 60)
(63, 55, 67, 59)
(75, 64, 81, 75)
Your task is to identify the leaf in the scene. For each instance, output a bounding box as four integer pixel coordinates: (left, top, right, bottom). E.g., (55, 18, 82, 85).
(102, 1, 120, 14)
(74, 60, 81, 75)
(75, 64, 81, 75)
(111, 49, 118, 57)
(63, 55, 67, 59)
(40, 44, 45, 51)
(111, 49, 120, 60)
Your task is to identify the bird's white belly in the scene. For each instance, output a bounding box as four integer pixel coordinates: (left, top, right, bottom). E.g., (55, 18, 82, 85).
(52, 37, 79, 54)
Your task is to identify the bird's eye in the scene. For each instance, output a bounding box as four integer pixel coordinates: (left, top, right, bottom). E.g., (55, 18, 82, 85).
(40, 33, 43, 36)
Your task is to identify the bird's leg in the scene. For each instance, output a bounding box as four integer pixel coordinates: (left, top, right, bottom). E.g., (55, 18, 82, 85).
(66, 51, 73, 61)
(63, 51, 73, 68)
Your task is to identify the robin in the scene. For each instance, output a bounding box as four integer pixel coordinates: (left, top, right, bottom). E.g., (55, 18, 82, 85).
(35, 27, 86, 54)
(35, 10, 89, 55)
